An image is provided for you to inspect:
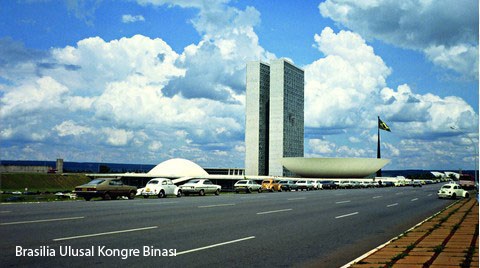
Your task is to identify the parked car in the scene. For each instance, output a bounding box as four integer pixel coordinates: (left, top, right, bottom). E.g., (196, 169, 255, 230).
(337, 181, 352, 189)
(350, 181, 362, 189)
(296, 180, 314, 191)
(261, 179, 282, 192)
(180, 179, 221, 196)
(138, 178, 182, 198)
(412, 181, 422, 187)
(234, 180, 262, 193)
(384, 181, 395, 187)
(437, 183, 470, 199)
(311, 180, 322, 190)
(278, 180, 299, 191)
(74, 178, 137, 201)
(319, 180, 337, 190)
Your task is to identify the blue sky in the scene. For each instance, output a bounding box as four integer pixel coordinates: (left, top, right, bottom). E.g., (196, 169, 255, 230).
(0, 0, 478, 171)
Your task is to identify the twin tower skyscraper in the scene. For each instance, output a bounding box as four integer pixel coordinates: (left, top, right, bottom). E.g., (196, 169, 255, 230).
(245, 59, 304, 177)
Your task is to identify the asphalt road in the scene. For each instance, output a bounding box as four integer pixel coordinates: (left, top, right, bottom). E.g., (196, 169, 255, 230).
(0, 184, 455, 267)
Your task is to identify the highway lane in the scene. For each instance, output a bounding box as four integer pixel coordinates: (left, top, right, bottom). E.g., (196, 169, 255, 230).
(0, 184, 456, 267)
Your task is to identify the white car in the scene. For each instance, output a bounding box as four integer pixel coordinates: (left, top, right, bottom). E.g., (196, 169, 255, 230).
(180, 179, 221, 196)
(139, 178, 182, 198)
(296, 180, 314, 191)
(437, 183, 470, 199)
(234, 180, 262, 193)
(311, 179, 322, 190)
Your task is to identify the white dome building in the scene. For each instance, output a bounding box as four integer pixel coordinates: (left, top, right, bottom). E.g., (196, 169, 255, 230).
(147, 158, 209, 177)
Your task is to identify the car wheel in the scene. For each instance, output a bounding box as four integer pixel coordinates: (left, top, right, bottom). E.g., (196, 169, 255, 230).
(246, 188, 251, 194)
(84, 197, 91, 201)
(177, 190, 182, 198)
(128, 191, 135, 200)
(258, 188, 262, 193)
(158, 190, 166, 198)
(199, 189, 205, 196)
(465, 192, 470, 198)
(214, 189, 220, 196)
(451, 193, 457, 199)
(143, 195, 149, 198)
(103, 192, 111, 200)
(235, 190, 239, 193)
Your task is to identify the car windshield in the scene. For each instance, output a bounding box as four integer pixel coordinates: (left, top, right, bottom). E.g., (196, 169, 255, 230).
(236, 181, 247, 185)
(187, 179, 200, 184)
(86, 179, 105, 185)
(262, 180, 270, 184)
(148, 180, 159, 184)
(442, 185, 452, 189)
(279, 181, 287, 184)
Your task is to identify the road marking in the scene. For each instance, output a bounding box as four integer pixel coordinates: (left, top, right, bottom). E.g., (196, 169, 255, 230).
(176, 236, 255, 256)
(136, 201, 179, 205)
(395, 192, 403, 195)
(0, 211, 11, 213)
(240, 195, 266, 199)
(387, 203, 398, 207)
(0, 216, 84, 226)
(411, 198, 418, 201)
(53, 226, 158, 241)
(198, 204, 235, 208)
(428, 194, 433, 197)
(335, 200, 351, 204)
(287, 197, 306, 201)
(335, 212, 359, 219)
(373, 196, 382, 199)
(256, 209, 293, 215)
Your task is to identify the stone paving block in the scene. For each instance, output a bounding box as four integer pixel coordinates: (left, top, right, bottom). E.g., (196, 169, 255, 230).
(431, 255, 465, 266)
(395, 255, 432, 264)
(350, 264, 384, 268)
(359, 256, 390, 264)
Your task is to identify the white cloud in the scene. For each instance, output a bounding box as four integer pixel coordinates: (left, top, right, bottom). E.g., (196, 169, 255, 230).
(305, 27, 390, 128)
(54, 120, 92, 137)
(122, 14, 145, 23)
(319, 0, 479, 79)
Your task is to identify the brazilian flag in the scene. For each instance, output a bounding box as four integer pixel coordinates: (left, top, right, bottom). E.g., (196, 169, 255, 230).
(378, 118, 391, 132)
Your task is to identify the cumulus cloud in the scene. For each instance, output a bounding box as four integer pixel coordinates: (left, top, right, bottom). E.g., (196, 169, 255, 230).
(122, 14, 145, 23)
(304, 27, 477, 168)
(319, 0, 479, 79)
(305, 27, 391, 128)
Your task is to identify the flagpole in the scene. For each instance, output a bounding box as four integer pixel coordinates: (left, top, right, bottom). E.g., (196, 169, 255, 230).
(376, 116, 382, 177)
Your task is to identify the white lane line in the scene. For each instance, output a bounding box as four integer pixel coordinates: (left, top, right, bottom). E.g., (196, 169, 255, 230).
(287, 197, 306, 201)
(335, 200, 351, 204)
(335, 212, 359, 219)
(411, 198, 418, 201)
(1, 216, 84, 226)
(373, 196, 382, 199)
(0, 211, 12, 213)
(256, 209, 293, 215)
(240, 195, 266, 199)
(53, 226, 158, 241)
(176, 236, 255, 256)
(428, 194, 433, 197)
(198, 204, 235, 208)
(395, 192, 403, 195)
(136, 201, 179, 205)
(387, 203, 398, 207)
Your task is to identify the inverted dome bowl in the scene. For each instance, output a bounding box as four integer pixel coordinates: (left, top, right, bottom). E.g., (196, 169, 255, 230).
(281, 157, 390, 178)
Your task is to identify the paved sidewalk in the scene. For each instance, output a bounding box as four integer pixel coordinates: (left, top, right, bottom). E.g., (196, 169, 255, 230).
(346, 198, 479, 268)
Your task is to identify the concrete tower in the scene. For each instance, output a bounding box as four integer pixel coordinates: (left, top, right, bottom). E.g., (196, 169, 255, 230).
(245, 59, 304, 177)
(268, 59, 304, 176)
(245, 61, 270, 175)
